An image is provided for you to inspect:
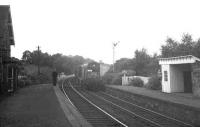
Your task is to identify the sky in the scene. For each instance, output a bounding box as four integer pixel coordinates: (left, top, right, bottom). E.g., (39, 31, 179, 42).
(1, 0, 200, 64)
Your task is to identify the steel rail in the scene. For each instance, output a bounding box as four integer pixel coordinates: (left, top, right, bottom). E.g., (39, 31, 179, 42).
(68, 81, 128, 127)
(61, 77, 128, 127)
(90, 92, 163, 127)
(101, 91, 194, 127)
(61, 79, 76, 108)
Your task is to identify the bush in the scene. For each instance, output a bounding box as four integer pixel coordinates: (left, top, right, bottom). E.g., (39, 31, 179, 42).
(146, 76, 161, 90)
(102, 73, 123, 85)
(102, 73, 114, 84)
(24, 65, 53, 84)
(111, 74, 122, 85)
(129, 77, 144, 87)
(82, 78, 105, 92)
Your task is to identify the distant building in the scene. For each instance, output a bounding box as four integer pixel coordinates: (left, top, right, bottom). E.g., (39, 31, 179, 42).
(99, 61, 110, 77)
(159, 55, 200, 97)
(0, 5, 17, 94)
(77, 61, 110, 80)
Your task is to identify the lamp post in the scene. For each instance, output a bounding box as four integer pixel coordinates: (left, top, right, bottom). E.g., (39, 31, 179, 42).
(112, 41, 119, 72)
(37, 46, 40, 75)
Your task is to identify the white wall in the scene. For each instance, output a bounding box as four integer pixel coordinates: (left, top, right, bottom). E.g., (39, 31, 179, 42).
(122, 75, 150, 86)
(170, 65, 184, 92)
(161, 64, 171, 93)
(122, 75, 129, 85)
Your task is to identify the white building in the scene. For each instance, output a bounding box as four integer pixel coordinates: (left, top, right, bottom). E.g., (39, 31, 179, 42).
(159, 55, 200, 96)
(122, 75, 150, 86)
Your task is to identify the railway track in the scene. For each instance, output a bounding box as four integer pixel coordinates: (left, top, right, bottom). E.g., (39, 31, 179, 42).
(62, 77, 194, 127)
(61, 79, 127, 127)
(78, 87, 195, 127)
(99, 91, 195, 127)
(74, 86, 194, 126)
(88, 91, 194, 127)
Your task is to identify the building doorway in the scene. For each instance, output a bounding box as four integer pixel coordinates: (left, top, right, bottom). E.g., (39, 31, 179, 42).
(183, 71, 192, 93)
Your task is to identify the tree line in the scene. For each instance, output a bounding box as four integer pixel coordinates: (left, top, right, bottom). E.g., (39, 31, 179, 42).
(161, 33, 200, 58)
(113, 33, 200, 76)
(113, 49, 159, 76)
(22, 50, 94, 75)
(21, 33, 200, 78)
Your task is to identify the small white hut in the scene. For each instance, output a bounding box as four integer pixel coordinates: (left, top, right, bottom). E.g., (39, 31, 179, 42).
(159, 55, 200, 96)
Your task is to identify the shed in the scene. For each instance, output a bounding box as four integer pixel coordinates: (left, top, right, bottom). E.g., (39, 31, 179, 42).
(159, 55, 200, 97)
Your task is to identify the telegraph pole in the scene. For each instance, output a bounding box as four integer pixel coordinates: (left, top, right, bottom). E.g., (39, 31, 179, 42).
(112, 41, 119, 72)
(37, 46, 40, 75)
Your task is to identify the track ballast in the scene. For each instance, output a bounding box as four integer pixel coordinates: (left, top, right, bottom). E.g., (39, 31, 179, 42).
(62, 80, 127, 127)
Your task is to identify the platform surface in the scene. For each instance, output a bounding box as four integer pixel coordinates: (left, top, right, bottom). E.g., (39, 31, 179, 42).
(107, 85, 200, 109)
(0, 84, 72, 127)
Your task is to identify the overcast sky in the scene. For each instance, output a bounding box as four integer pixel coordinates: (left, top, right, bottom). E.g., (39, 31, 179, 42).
(1, 0, 200, 64)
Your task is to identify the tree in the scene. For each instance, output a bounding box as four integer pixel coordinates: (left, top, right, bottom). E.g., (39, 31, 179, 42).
(161, 33, 200, 58)
(193, 39, 200, 58)
(115, 58, 133, 72)
(134, 48, 151, 76)
(161, 37, 178, 57)
(179, 33, 194, 55)
(22, 50, 32, 63)
(40, 52, 52, 67)
(145, 53, 159, 76)
(21, 49, 95, 76)
(106, 49, 159, 77)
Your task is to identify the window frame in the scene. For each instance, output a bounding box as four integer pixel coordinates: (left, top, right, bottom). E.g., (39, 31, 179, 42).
(164, 71, 168, 81)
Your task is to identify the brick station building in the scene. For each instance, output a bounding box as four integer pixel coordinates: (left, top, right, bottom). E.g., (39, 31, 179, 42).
(159, 55, 200, 97)
(0, 5, 17, 94)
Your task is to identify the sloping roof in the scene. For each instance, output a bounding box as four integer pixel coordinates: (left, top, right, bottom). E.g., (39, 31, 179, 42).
(0, 5, 9, 20)
(159, 55, 200, 65)
(0, 5, 9, 37)
(0, 5, 14, 45)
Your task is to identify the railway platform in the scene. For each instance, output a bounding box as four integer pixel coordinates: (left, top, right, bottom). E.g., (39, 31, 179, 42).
(107, 85, 200, 109)
(0, 84, 76, 127)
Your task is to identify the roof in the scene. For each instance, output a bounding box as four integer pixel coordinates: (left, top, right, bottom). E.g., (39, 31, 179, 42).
(0, 5, 10, 19)
(159, 55, 200, 65)
(0, 5, 14, 45)
(0, 5, 10, 35)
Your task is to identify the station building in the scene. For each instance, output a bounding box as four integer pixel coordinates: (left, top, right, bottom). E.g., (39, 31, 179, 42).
(0, 5, 18, 94)
(159, 55, 200, 97)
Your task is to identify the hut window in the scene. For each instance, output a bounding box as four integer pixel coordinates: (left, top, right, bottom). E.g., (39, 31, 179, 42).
(164, 71, 168, 81)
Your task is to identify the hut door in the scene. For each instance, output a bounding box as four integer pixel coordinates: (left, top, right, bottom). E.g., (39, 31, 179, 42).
(183, 71, 192, 93)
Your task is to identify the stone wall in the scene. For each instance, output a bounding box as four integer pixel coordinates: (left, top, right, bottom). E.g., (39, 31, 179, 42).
(192, 62, 200, 97)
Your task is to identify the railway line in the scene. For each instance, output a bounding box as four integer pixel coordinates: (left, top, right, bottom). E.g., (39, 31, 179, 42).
(89, 91, 194, 127)
(61, 78, 194, 127)
(100, 91, 194, 126)
(61, 79, 127, 127)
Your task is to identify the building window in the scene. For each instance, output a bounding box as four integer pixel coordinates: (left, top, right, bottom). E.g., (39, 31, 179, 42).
(164, 71, 168, 81)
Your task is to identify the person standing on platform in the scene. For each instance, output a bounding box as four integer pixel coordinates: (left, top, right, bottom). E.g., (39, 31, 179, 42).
(52, 69, 58, 86)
